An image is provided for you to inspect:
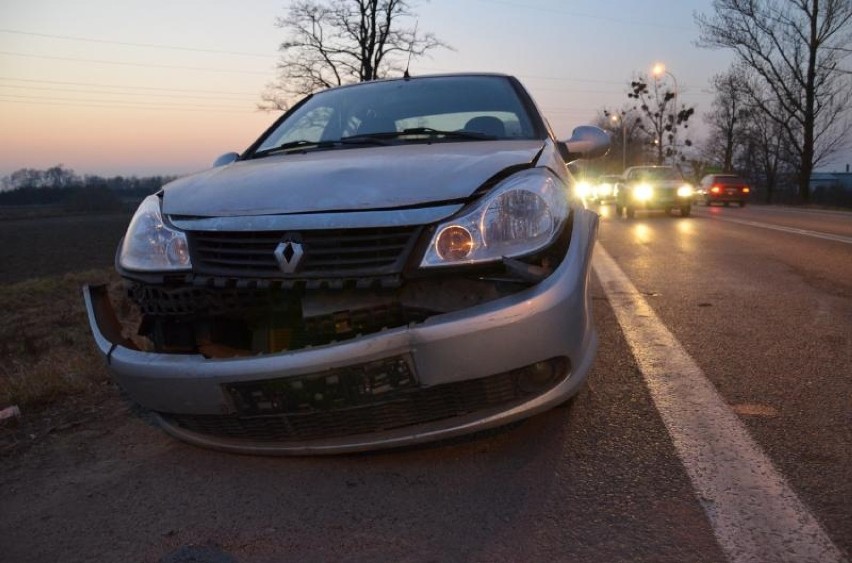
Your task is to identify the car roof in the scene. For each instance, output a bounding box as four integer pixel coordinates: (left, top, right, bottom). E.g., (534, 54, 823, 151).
(628, 165, 675, 170)
(317, 72, 517, 94)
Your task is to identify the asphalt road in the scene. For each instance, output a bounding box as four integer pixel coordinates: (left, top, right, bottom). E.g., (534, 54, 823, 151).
(1, 203, 849, 562)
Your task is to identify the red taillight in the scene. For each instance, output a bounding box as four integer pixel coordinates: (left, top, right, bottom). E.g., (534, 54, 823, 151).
(710, 186, 722, 194)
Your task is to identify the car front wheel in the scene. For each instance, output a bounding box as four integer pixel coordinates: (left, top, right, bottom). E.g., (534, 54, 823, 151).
(680, 204, 691, 217)
(626, 206, 635, 219)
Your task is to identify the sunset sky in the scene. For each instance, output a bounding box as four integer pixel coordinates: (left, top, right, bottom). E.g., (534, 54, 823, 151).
(1, 0, 849, 179)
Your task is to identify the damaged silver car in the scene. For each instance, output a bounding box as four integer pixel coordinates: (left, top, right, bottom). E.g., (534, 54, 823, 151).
(84, 73, 609, 455)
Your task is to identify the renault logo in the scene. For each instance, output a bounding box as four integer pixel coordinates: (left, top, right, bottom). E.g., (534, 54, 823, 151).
(273, 237, 304, 274)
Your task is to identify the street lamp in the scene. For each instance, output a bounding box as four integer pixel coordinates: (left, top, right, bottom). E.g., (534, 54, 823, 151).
(652, 63, 679, 164)
(610, 113, 626, 172)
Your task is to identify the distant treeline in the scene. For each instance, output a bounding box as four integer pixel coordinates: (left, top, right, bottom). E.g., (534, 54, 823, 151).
(0, 165, 177, 211)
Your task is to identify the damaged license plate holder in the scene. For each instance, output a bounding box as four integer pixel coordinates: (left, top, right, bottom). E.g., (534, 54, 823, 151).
(225, 356, 417, 415)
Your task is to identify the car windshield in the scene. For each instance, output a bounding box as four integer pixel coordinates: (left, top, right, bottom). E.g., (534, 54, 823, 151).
(252, 75, 542, 156)
(630, 168, 683, 181)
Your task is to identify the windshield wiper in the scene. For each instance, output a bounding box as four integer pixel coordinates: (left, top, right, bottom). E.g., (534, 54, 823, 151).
(256, 128, 495, 157)
(399, 127, 494, 140)
(338, 134, 396, 146)
(340, 128, 495, 145)
(253, 140, 338, 157)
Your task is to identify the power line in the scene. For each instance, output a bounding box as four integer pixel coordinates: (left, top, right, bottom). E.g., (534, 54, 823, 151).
(0, 95, 257, 114)
(0, 50, 272, 75)
(470, 0, 689, 31)
(0, 76, 258, 96)
(0, 83, 254, 102)
(0, 91, 250, 109)
(0, 28, 274, 59)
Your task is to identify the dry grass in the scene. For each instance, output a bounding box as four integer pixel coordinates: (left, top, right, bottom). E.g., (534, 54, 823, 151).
(0, 268, 128, 409)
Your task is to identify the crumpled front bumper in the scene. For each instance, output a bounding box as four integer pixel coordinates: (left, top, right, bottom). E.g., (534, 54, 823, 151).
(84, 209, 600, 454)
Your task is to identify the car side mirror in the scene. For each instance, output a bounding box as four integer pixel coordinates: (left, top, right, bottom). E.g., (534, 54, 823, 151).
(560, 126, 610, 163)
(213, 152, 240, 167)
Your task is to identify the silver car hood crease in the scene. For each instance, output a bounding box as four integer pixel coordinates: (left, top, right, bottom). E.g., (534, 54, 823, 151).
(163, 141, 545, 217)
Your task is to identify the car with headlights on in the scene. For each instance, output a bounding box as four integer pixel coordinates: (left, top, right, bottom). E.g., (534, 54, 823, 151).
(590, 174, 621, 204)
(575, 174, 620, 204)
(700, 173, 751, 207)
(83, 73, 609, 455)
(615, 165, 694, 218)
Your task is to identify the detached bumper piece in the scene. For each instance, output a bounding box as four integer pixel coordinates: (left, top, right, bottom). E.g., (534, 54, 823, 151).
(162, 357, 568, 443)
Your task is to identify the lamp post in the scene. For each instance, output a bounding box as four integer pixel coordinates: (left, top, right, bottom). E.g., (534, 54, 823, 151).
(652, 63, 678, 164)
(610, 113, 626, 172)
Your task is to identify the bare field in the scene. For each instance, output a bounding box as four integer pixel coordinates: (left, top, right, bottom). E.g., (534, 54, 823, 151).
(0, 211, 132, 284)
(0, 211, 135, 454)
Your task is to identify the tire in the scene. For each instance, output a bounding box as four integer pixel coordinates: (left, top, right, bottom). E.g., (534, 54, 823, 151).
(724, 201, 730, 207)
(739, 201, 746, 208)
(615, 204, 624, 217)
(680, 204, 691, 217)
(626, 206, 635, 219)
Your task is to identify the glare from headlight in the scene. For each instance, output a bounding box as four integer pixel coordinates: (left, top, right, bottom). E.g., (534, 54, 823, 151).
(576, 181, 592, 199)
(119, 195, 192, 272)
(677, 185, 694, 198)
(633, 184, 653, 201)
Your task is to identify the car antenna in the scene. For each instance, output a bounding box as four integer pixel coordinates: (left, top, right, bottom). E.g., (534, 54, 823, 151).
(404, 20, 418, 80)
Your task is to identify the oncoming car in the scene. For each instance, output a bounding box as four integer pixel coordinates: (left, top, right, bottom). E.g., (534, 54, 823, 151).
(83, 73, 609, 455)
(575, 175, 620, 204)
(591, 174, 621, 204)
(615, 165, 694, 218)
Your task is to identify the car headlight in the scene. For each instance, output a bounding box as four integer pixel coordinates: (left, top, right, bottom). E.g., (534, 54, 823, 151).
(576, 180, 592, 199)
(677, 184, 694, 198)
(633, 183, 653, 201)
(119, 195, 191, 272)
(420, 169, 568, 268)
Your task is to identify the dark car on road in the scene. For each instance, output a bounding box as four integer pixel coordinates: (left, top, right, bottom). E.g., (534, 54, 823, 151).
(83, 73, 609, 455)
(700, 173, 751, 207)
(615, 165, 694, 218)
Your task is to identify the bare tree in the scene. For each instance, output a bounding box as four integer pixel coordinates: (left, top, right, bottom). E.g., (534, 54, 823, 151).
(697, 0, 852, 202)
(599, 108, 644, 173)
(703, 65, 752, 172)
(260, 0, 447, 110)
(627, 74, 695, 165)
(737, 96, 796, 202)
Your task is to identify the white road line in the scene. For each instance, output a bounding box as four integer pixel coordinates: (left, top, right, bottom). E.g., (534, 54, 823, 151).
(707, 215, 852, 245)
(593, 245, 846, 563)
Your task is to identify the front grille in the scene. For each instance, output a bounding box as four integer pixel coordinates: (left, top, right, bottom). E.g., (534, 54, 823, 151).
(161, 358, 568, 443)
(188, 226, 421, 278)
(128, 283, 293, 317)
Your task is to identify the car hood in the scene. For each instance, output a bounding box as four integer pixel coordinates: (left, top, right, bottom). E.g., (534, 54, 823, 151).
(162, 140, 545, 217)
(628, 179, 685, 188)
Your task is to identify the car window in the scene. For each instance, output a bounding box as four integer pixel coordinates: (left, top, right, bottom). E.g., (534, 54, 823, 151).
(254, 75, 540, 153)
(269, 106, 336, 145)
